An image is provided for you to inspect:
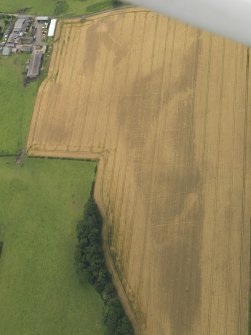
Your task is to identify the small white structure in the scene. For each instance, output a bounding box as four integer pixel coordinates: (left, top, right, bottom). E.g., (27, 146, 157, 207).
(2, 46, 11, 56)
(48, 19, 57, 37)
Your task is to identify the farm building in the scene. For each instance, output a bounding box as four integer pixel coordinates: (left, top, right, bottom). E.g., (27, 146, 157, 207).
(27, 51, 43, 79)
(5, 32, 18, 48)
(16, 36, 34, 45)
(16, 45, 33, 53)
(2, 46, 11, 56)
(48, 19, 57, 37)
(13, 18, 26, 33)
(36, 16, 49, 23)
(13, 17, 30, 34)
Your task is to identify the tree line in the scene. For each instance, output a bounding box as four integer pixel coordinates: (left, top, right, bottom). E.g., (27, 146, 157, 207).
(75, 189, 134, 335)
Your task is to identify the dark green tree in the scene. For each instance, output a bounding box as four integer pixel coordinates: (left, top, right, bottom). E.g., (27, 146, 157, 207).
(75, 193, 134, 335)
(112, 0, 123, 8)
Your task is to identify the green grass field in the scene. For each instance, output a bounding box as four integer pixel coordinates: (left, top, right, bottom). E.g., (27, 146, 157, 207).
(0, 30, 106, 334)
(0, 0, 55, 15)
(0, 55, 39, 155)
(0, 0, 117, 16)
(0, 157, 104, 335)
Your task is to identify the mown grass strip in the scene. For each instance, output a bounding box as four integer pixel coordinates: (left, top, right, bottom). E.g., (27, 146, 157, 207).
(0, 55, 38, 155)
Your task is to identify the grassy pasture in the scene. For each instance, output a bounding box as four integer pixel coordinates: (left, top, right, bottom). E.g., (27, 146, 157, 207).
(0, 0, 117, 16)
(0, 29, 106, 335)
(0, 55, 38, 155)
(0, 0, 55, 15)
(0, 157, 104, 335)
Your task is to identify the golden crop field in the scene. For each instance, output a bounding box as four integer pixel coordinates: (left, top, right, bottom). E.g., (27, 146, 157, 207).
(27, 8, 251, 335)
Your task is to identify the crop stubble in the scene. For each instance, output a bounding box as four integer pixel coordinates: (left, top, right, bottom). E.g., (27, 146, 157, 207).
(27, 8, 251, 335)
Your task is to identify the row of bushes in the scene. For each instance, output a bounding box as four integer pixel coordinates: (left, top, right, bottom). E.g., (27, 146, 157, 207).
(75, 191, 134, 335)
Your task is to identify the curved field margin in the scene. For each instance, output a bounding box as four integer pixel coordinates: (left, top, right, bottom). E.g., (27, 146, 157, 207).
(27, 8, 251, 335)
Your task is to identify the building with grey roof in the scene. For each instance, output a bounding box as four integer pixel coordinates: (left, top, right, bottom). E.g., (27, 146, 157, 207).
(6, 32, 18, 48)
(27, 51, 43, 79)
(13, 18, 26, 33)
(36, 16, 49, 22)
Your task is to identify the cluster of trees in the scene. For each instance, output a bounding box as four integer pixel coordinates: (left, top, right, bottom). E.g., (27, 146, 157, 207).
(0, 15, 15, 40)
(54, 0, 69, 15)
(75, 193, 134, 335)
(0, 14, 14, 22)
